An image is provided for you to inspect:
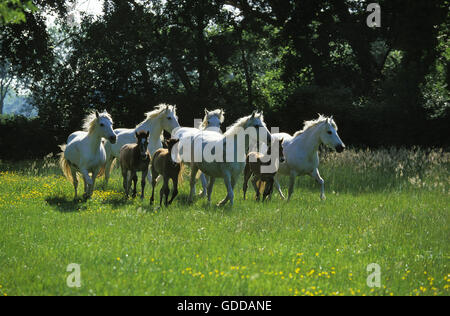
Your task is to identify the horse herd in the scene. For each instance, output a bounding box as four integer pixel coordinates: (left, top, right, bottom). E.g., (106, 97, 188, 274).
(60, 104, 346, 207)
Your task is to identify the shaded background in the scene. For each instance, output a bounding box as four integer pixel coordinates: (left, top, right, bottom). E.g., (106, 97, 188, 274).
(0, 0, 449, 160)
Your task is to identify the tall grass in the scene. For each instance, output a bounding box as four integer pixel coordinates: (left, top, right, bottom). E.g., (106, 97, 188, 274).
(0, 148, 448, 296)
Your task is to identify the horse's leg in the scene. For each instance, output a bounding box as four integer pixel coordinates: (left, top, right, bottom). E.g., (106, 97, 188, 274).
(132, 172, 138, 198)
(251, 178, 260, 201)
(90, 169, 99, 198)
(243, 164, 251, 201)
(274, 174, 286, 200)
(199, 172, 208, 198)
(168, 177, 178, 205)
(229, 176, 237, 206)
(126, 171, 133, 198)
(206, 177, 216, 205)
(150, 169, 158, 205)
(122, 169, 128, 195)
(141, 170, 147, 200)
(311, 168, 325, 200)
(71, 168, 78, 200)
(288, 171, 297, 201)
(80, 169, 93, 200)
(218, 173, 233, 207)
(263, 178, 274, 202)
(160, 177, 170, 206)
(188, 164, 199, 203)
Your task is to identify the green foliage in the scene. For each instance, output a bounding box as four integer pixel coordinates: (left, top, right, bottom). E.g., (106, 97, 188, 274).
(0, 114, 54, 160)
(0, 0, 36, 25)
(1, 0, 449, 156)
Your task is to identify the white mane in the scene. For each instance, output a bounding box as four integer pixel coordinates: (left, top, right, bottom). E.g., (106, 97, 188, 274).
(83, 111, 113, 134)
(200, 109, 225, 130)
(293, 114, 337, 138)
(224, 112, 265, 137)
(137, 104, 177, 128)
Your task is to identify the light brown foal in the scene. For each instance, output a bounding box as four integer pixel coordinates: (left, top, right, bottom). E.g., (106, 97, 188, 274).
(120, 131, 151, 199)
(243, 138, 284, 202)
(150, 139, 181, 206)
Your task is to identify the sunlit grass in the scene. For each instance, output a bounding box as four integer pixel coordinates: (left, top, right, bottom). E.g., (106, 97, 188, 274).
(0, 148, 448, 296)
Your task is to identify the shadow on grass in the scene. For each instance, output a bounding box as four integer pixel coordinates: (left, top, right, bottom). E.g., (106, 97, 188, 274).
(101, 195, 133, 207)
(45, 196, 84, 213)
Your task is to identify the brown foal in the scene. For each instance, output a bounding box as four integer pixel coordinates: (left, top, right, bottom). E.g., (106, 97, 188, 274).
(150, 138, 182, 206)
(120, 131, 151, 199)
(243, 138, 284, 202)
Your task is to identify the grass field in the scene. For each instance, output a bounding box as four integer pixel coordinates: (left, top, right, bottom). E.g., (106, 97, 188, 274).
(0, 148, 448, 296)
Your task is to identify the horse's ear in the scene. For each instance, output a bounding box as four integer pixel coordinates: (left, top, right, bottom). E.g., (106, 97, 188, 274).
(251, 111, 256, 118)
(204, 108, 209, 115)
(95, 111, 100, 118)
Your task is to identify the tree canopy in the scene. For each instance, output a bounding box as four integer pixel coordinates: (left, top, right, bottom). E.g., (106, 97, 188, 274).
(0, 0, 449, 159)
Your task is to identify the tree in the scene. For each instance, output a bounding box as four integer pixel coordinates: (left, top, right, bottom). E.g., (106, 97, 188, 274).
(0, 61, 14, 114)
(0, 0, 37, 25)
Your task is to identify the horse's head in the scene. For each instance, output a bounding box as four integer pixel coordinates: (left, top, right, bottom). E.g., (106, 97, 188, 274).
(203, 109, 225, 130)
(160, 104, 180, 133)
(320, 116, 345, 153)
(164, 138, 180, 153)
(135, 131, 150, 158)
(95, 111, 117, 144)
(244, 111, 272, 145)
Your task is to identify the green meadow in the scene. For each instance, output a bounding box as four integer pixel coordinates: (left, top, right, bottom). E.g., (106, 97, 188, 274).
(0, 148, 448, 296)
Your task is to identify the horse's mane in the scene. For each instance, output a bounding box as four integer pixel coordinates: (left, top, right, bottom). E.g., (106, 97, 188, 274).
(224, 112, 265, 137)
(137, 104, 177, 128)
(293, 114, 337, 138)
(200, 109, 225, 130)
(83, 111, 113, 134)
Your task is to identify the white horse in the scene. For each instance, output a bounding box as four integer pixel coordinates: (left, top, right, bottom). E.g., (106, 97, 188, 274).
(277, 115, 346, 201)
(187, 111, 272, 207)
(103, 104, 180, 186)
(60, 111, 117, 200)
(173, 109, 225, 197)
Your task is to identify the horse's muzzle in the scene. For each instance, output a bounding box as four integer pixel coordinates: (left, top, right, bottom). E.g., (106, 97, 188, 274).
(336, 145, 346, 153)
(109, 136, 117, 144)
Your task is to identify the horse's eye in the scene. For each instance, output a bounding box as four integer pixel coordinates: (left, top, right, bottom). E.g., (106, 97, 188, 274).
(167, 117, 172, 120)
(100, 123, 105, 127)
(327, 131, 332, 135)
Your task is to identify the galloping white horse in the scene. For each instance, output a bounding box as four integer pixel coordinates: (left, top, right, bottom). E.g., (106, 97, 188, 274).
(103, 104, 180, 186)
(277, 115, 345, 201)
(187, 111, 272, 206)
(60, 111, 117, 200)
(173, 109, 225, 197)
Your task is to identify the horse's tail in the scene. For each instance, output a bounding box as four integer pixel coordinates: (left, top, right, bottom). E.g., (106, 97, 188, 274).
(111, 157, 117, 170)
(58, 144, 73, 183)
(256, 180, 266, 195)
(97, 164, 106, 178)
(178, 162, 185, 184)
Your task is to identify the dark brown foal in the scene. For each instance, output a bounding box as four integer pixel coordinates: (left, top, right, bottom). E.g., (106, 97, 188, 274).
(120, 131, 151, 199)
(243, 138, 284, 202)
(150, 139, 182, 206)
